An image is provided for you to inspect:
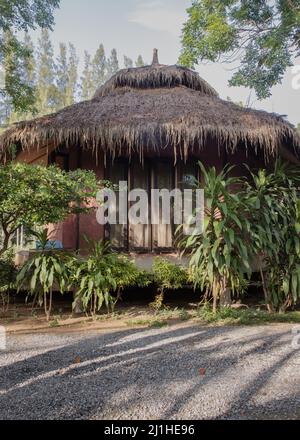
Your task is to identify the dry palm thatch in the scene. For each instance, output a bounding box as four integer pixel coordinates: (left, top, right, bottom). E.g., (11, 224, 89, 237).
(0, 51, 299, 163)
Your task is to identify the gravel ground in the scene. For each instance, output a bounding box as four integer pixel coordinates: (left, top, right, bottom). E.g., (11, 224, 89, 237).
(0, 323, 300, 420)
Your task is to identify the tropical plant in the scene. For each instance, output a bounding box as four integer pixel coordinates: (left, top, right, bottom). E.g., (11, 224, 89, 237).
(151, 257, 188, 310)
(0, 250, 17, 312)
(72, 238, 151, 316)
(16, 229, 72, 320)
(0, 162, 98, 256)
(179, 162, 253, 314)
(245, 161, 300, 312)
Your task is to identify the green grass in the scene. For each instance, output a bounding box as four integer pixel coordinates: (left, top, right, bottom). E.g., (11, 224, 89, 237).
(125, 318, 154, 327)
(125, 307, 193, 328)
(49, 318, 60, 328)
(196, 304, 300, 325)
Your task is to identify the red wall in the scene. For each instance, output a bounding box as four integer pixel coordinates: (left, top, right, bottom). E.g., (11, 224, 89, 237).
(16, 144, 266, 252)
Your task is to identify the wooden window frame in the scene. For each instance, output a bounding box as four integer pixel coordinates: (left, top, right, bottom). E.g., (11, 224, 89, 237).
(49, 148, 70, 172)
(105, 158, 199, 253)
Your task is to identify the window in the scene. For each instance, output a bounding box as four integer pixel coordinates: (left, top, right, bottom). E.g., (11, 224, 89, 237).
(49, 148, 69, 171)
(106, 159, 199, 252)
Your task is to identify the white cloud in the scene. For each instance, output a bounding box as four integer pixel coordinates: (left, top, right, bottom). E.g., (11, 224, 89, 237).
(128, 1, 187, 37)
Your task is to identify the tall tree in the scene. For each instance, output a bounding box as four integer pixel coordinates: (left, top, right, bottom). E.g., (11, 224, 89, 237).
(55, 42, 68, 110)
(0, 162, 99, 256)
(135, 55, 145, 67)
(6, 33, 37, 123)
(179, 0, 300, 99)
(92, 44, 107, 94)
(36, 29, 57, 115)
(80, 51, 93, 100)
(0, 0, 60, 112)
(107, 48, 119, 79)
(65, 43, 78, 106)
(23, 33, 36, 90)
(124, 55, 133, 69)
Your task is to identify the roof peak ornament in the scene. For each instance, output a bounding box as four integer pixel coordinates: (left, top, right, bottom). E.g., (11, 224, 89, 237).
(152, 48, 159, 65)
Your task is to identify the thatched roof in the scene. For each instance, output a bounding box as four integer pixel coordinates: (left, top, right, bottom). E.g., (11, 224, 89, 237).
(1, 49, 299, 163)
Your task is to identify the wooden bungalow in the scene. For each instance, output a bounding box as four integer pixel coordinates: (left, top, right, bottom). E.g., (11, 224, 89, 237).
(1, 49, 299, 266)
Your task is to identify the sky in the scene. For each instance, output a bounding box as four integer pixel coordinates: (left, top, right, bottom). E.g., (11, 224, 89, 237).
(30, 0, 300, 126)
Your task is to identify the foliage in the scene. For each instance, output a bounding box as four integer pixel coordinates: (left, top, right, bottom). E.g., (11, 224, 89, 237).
(245, 161, 300, 312)
(179, 162, 252, 313)
(135, 55, 145, 67)
(2, 29, 147, 124)
(0, 162, 99, 256)
(197, 303, 300, 325)
(179, 0, 300, 99)
(0, 250, 17, 311)
(153, 257, 188, 290)
(16, 229, 72, 320)
(81, 51, 94, 101)
(124, 55, 133, 68)
(0, 0, 60, 112)
(72, 239, 151, 316)
(151, 257, 188, 310)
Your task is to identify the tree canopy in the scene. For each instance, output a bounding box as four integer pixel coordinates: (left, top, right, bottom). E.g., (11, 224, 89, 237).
(1, 31, 146, 125)
(0, 162, 98, 255)
(179, 0, 300, 99)
(0, 0, 60, 112)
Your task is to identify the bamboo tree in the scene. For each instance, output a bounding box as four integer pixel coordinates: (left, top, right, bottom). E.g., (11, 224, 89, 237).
(65, 43, 78, 106)
(80, 51, 93, 100)
(92, 44, 107, 94)
(55, 42, 68, 110)
(36, 29, 57, 115)
(135, 55, 145, 67)
(124, 55, 133, 69)
(107, 48, 119, 79)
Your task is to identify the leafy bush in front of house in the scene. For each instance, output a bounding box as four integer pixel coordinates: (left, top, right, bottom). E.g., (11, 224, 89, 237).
(16, 229, 72, 321)
(179, 162, 252, 314)
(0, 162, 99, 257)
(72, 239, 153, 316)
(151, 257, 189, 310)
(179, 160, 300, 315)
(245, 161, 300, 312)
(0, 250, 17, 312)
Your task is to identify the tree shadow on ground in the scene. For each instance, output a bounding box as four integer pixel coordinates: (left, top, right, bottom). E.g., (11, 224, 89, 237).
(0, 324, 299, 420)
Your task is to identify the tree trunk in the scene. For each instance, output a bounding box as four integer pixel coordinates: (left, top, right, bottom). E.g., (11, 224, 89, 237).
(212, 293, 218, 315)
(0, 234, 10, 257)
(212, 279, 218, 315)
(260, 267, 274, 313)
(279, 295, 292, 313)
(44, 289, 52, 321)
(219, 287, 232, 307)
(73, 291, 84, 315)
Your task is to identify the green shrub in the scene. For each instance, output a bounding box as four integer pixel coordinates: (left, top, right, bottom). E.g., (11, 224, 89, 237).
(245, 161, 300, 312)
(151, 257, 188, 310)
(16, 229, 72, 321)
(197, 303, 300, 325)
(0, 250, 17, 311)
(72, 239, 152, 316)
(179, 162, 252, 314)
